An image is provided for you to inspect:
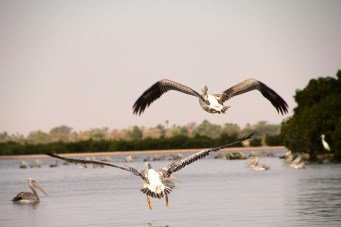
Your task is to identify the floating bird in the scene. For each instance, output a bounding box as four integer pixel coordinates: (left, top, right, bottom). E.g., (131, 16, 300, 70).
(289, 156, 306, 169)
(47, 133, 253, 210)
(12, 178, 48, 204)
(49, 160, 59, 168)
(321, 134, 331, 151)
(245, 156, 269, 171)
(125, 155, 134, 163)
(30, 159, 41, 168)
(19, 161, 28, 169)
(133, 79, 288, 115)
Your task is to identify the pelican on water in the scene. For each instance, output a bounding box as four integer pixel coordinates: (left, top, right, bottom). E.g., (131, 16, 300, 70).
(321, 134, 331, 151)
(47, 133, 253, 210)
(133, 79, 288, 115)
(12, 178, 48, 204)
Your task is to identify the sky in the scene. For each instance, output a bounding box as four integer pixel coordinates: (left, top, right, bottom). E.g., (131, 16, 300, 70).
(1, 0, 340, 136)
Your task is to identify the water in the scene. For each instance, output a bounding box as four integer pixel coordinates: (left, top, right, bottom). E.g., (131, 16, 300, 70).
(1, 154, 341, 226)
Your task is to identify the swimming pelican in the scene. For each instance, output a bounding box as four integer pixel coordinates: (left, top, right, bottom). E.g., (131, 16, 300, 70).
(19, 161, 28, 169)
(47, 133, 253, 210)
(49, 160, 59, 168)
(12, 178, 48, 204)
(321, 134, 331, 151)
(30, 159, 41, 168)
(133, 79, 288, 115)
(289, 156, 306, 169)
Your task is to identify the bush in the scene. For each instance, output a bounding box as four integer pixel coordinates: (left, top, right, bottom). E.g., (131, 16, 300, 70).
(249, 137, 262, 147)
(265, 134, 283, 146)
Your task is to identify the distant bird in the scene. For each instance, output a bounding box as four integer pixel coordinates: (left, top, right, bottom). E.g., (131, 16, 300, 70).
(289, 156, 306, 169)
(49, 160, 59, 168)
(125, 155, 134, 163)
(245, 156, 269, 171)
(133, 78, 288, 115)
(47, 133, 253, 210)
(19, 161, 28, 169)
(321, 134, 331, 151)
(245, 156, 259, 167)
(252, 164, 270, 171)
(30, 159, 41, 168)
(12, 178, 48, 204)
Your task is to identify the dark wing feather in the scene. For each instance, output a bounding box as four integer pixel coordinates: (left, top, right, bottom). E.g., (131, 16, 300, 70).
(162, 133, 254, 176)
(217, 78, 288, 115)
(47, 153, 148, 181)
(133, 79, 206, 115)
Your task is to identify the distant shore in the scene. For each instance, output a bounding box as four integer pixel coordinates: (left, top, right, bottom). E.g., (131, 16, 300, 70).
(0, 146, 287, 160)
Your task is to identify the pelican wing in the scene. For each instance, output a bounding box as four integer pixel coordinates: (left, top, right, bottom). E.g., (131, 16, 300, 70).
(133, 79, 207, 115)
(217, 78, 288, 115)
(47, 153, 148, 181)
(163, 133, 254, 176)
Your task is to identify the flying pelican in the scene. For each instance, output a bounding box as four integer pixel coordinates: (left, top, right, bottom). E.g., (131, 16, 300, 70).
(133, 79, 288, 115)
(47, 133, 253, 210)
(321, 134, 331, 151)
(12, 178, 48, 204)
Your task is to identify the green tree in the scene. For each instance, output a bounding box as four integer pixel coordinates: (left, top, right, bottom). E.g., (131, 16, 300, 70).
(281, 70, 341, 161)
(194, 120, 221, 138)
(49, 125, 73, 142)
(127, 126, 143, 140)
(27, 130, 50, 144)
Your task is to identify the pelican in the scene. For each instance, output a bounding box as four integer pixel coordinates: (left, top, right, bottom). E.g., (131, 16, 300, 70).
(47, 133, 253, 210)
(12, 178, 48, 204)
(125, 155, 134, 162)
(245, 156, 269, 171)
(133, 79, 288, 115)
(321, 134, 331, 151)
(30, 159, 41, 168)
(49, 160, 59, 168)
(245, 156, 259, 167)
(19, 161, 28, 169)
(290, 156, 306, 169)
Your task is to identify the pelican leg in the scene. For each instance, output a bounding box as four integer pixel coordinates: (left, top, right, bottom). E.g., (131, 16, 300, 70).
(146, 196, 152, 210)
(165, 194, 169, 207)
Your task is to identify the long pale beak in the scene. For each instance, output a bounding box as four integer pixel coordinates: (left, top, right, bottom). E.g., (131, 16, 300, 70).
(32, 181, 48, 196)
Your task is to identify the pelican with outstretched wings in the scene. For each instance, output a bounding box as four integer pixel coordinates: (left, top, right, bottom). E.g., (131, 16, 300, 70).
(133, 78, 288, 115)
(47, 133, 253, 210)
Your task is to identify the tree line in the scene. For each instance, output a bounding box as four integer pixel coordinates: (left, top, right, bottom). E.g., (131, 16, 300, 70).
(0, 121, 282, 155)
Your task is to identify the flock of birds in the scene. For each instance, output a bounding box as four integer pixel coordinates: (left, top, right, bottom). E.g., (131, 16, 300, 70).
(12, 78, 295, 209)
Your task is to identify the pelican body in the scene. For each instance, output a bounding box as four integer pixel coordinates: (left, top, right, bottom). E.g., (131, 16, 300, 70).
(133, 78, 288, 115)
(12, 178, 48, 204)
(47, 133, 253, 210)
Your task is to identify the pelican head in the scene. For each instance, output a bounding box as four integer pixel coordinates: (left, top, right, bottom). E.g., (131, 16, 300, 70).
(28, 178, 48, 196)
(201, 85, 208, 96)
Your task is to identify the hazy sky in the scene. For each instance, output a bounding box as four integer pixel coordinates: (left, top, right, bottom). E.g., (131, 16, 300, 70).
(1, 0, 340, 135)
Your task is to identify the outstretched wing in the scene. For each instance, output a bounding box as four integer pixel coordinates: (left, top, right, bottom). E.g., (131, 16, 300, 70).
(216, 78, 288, 115)
(162, 133, 254, 176)
(47, 153, 148, 181)
(133, 79, 207, 115)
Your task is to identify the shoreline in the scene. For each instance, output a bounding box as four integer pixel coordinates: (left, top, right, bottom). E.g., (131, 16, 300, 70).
(0, 146, 287, 160)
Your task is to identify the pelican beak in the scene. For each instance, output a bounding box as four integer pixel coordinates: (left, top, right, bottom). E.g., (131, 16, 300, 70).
(32, 181, 48, 196)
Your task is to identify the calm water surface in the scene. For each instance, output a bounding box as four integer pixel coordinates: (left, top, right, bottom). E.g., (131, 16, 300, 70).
(0, 153, 340, 227)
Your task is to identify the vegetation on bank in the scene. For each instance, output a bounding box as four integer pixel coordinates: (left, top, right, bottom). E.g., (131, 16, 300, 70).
(281, 70, 341, 161)
(0, 121, 281, 156)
